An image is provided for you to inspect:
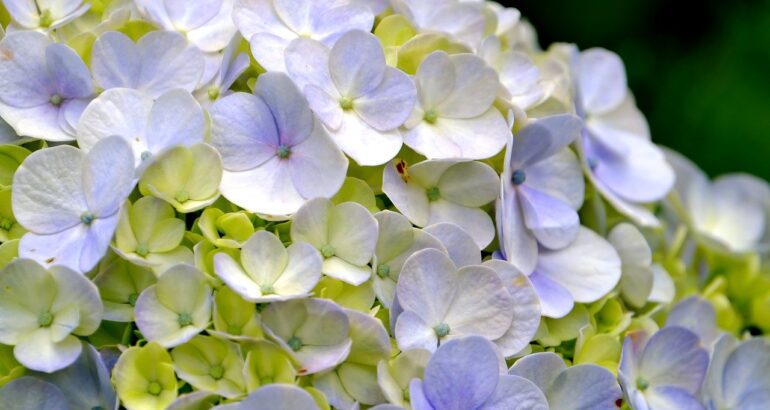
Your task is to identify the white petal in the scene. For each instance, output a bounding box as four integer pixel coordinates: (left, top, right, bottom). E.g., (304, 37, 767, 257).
(273, 242, 322, 295)
(382, 160, 431, 226)
(145, 89, 205, 154)
(436, 54, 499, 119)
(413, 110, 509, 160)
(12, 145, 86, 233)
(137, 31, 205, 97)
(396, 248, 457, 325)
(354, 68, 416, 132)
(329, 30, 385, 98)
(536, 227, 621, 304)
(15, 331, 82, 373)
(323, 257, 371, 286)
(578, 48, 627, 114)
(330, 112, 402, 166)
(220, 157, 304, 216)
(288, 122, 348, 200)
(214, 253, 263, 301)
(423, 222, 482, 267)
(83, 136, 135, 216)
(91, 31, 141, 91)
(395, 310, 438, 352)
(524, 148, 585, 210)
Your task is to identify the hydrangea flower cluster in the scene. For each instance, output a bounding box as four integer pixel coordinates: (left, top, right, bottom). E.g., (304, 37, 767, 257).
(0, 1, 768, 409)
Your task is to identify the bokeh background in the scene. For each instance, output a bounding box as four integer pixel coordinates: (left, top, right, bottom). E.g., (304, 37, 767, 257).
(513, 0, 770, 180)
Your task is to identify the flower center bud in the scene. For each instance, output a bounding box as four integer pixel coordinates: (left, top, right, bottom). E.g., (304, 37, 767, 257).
(636, 377, 650, 391)
(208, 86, 220, 101)
(403, 388, 410, 402)
(320, 244, 335, 259)
(260, 284, 274, 295)
(209, 364, 225, 380)
(276, 145, 291, 159)
(228, 324, 242, 335)
(128, 293, 139, 306)
(587, 157, 599, 171)
(80, 212, 95, 225)
(136, 244, 150, 257)
(178, 312, 193, 327)
(38, 312, 54, 327)
(433, 322, 450, 338)
(425, 187, 441, 202)
(0, 217, 14, 231)
(49, 94, 63, 106)
(287, 336, 302, 352)
(424, 110, 438, 124)
(261, 376, 274, 385)
(376, 264, 391, 278)
(339, 97, 354, 110)
(175, 191, 190, 203)
(147, 381, 162, 396)
(511, 169, 526, 186)
(141, 151, 152, 161)
(39, 9, 53, 28)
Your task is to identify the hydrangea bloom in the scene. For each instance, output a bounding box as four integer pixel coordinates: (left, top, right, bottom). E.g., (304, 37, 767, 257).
(0, 1, 766, 408)
(286, 30, 416, 166)
(210, 72, 347, 216)
(233, 0, 374, 72)
(12, 136, 134, 272)
(0, 31, 93, 141)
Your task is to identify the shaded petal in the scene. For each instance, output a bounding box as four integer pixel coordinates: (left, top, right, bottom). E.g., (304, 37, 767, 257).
(91, 31, 141, 91)
(508, 352, 566, 393)
(382, 160, 431, 226)
(137, 31, 205, 97)
(209, 92, 278, 172)
(219, 157, 304, 216)
(355, 68, 416, 132)
(288, 122, 348, 200)
(12, 145, 86, 233)
(328, 201, 378, 265)
(240, 385, 320, 410)
(482, 375, 549, 410)
(46, 43, 92, 100)
(15, 331, 82, 373)
(578, 48, 627, 115)
(496, 189, 538, 275)
(255, 72, 315, 147)
(437, 161, 499, 208)
(436, 54, 499, 119)
(536, 227, 622, 304)
(331, 112, 402, 166)
(396, 249, 456, 325)
(645, 386, 704, 410)
(145, 89, 205, 154)
(528, 271, 574, 319)
(273, 242, 322, 295)
(424, 111, 509, 160)
(423, 222, 481, 267)
(0, 31, 52, 107)
(329, 30, 385, 98)
(423, 336, 499, 410)
(509, 114, 583, 169)
(518, 185, 580, 250)
(639, 327, 709, 393)
(547, 365, 622, 410)
(82, 136, 135, 216)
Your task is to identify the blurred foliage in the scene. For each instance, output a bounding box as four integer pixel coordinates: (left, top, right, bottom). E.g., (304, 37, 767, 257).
(515, 0, 770, 179)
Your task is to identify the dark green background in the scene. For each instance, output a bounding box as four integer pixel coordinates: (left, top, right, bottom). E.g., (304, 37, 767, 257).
(514, 0, 770, 180)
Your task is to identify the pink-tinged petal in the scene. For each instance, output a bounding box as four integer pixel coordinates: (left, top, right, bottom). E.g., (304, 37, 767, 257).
(496, 190, 538, 275)
(256, 72, 315, 147)
(288, 122, 348, 200)
(536, 227, 621, 305)
(423, 336, 499, 410)
(329, 30, 385, 98)
(528, 271, 574, 319)
(12, 145, 86, 233)
(510, 114, 583, 169)
(517, 185, 580, 250)
(355, 68, 416, 131)
(0, 31, 52, 107)
(578, 48, 628, 115)
(209, 92, 279, 172)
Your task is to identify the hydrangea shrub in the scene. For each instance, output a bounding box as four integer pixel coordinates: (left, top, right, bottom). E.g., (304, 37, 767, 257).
(0, 0, 768, 409)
